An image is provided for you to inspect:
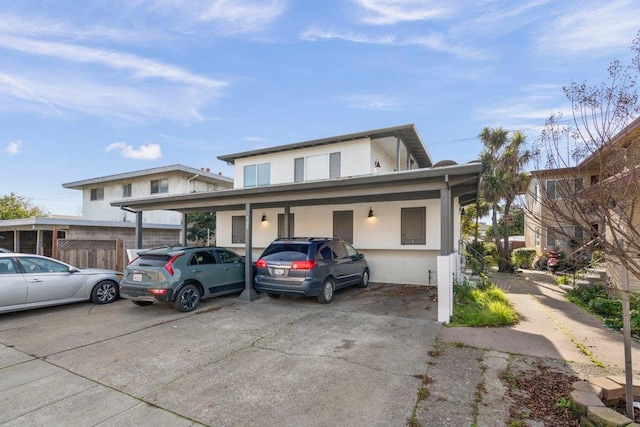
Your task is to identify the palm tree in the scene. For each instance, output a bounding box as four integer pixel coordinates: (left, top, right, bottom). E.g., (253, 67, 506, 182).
(479, 127, 531, 272)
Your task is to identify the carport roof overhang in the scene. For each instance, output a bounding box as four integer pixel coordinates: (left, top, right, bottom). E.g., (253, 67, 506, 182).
(110, 162, 484, 213)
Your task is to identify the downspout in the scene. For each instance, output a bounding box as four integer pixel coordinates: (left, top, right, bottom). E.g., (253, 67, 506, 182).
(187, 174, 200, 193)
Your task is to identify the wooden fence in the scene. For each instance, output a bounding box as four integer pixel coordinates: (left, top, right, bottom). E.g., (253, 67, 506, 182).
(55, 238, 126, 272)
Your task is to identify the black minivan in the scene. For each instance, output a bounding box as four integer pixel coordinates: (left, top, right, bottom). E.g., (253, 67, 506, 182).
(254, 237, 369, 304)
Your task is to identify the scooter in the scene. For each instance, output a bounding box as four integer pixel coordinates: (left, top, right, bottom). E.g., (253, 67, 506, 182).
(546, 250, 560, 274)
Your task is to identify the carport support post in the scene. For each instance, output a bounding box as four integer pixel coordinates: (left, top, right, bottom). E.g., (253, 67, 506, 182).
(437, 182, 454, 323)
(135, 211, 143, 249)
(239, 202, 258, 301)
(182, 213, 188, 245)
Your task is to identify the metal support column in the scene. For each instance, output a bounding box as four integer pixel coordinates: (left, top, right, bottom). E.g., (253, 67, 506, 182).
(135, 211, 143, 249)
(239, 202, 258, 301)
(182, 213, 189, 245)
(440, 176, 454, 255)
(283, 206, 290, 238)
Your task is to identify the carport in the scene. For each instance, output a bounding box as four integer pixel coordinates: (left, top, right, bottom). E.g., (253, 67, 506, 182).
(111, 162, 483, 320)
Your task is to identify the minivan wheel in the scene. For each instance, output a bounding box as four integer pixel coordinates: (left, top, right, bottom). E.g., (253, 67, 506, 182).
(358, 268, 369, 288)
(174, 284, 201, 312)
(317, 278, 334, 304)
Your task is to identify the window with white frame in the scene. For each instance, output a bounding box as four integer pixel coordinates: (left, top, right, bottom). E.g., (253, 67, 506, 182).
(294, 152, 341, 182)
(244, 163, 270, 187)
(90, 188, 104, 201)
(545, 178, 583, 200)
(150, 178, 169, 194)
(546, 226, 584, 247)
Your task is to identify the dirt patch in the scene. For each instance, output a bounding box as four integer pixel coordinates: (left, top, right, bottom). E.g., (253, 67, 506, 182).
(503, 360, 579, 426)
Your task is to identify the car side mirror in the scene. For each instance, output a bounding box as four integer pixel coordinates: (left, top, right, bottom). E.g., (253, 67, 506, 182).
(69, 267, 81, 273)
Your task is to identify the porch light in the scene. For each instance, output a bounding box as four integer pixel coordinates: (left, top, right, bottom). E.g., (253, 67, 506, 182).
(368, 207, 374, 218)
(374, 159, 381, 169)
(261, 214, 267, 222)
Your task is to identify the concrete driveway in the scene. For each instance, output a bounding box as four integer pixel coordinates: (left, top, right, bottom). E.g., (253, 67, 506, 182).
(0, 283, 440, 426)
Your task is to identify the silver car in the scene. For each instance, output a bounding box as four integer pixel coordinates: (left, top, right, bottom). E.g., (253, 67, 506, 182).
(0, 253, 123, 314)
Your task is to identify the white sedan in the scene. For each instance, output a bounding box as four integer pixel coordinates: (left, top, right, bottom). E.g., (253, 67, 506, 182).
(0, 253, 123, 314)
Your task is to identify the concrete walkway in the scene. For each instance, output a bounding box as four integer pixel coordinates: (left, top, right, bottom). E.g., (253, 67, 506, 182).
(415, 269, 640, 426)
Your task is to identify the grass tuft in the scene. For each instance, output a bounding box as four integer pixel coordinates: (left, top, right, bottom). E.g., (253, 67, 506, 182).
(450, 279, 518, 327)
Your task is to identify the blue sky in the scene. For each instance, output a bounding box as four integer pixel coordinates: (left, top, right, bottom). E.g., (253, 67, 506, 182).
(1, 0, 639, 215)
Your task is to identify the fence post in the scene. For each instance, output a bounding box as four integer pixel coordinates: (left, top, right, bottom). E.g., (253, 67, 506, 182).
(116, 238, 124, 272)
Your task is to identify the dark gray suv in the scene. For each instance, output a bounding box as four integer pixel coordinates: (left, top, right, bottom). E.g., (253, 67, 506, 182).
(254, 237, 369, 304)
(120, 246, 245, 312)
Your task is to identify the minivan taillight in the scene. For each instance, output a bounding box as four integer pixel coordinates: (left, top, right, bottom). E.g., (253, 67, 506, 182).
(164, 254, 183, 276)
(291, 260, 316, 270)
(256, 259, 267, 268)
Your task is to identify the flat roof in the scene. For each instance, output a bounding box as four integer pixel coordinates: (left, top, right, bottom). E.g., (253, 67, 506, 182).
(217, 124, 433, 168)
(63, 164, 233, 189)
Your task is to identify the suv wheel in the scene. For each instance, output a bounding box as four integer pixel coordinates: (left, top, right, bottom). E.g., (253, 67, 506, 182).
(317, 278, 334, 304)
(174, 284, 201, 312)
(358, 268, 369, 288)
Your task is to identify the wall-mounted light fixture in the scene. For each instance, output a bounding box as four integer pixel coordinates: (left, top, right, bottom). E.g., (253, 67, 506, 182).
(261, 214, 267, 222)
(374, 159, 381, 169)
(368, 207, 374, 218)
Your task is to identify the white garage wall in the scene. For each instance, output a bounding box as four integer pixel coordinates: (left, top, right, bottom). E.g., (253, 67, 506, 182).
(217, 198, 455, 285)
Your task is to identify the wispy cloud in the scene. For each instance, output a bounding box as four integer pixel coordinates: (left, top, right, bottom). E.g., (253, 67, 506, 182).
(0, 36, 225, 89)
(142, 0, 287, 34)
(352, 0, 454, 25)
(0, 71, 212, 123)
(6, 140, 21, 155)
(105, 142, 163, 160)
(340, 95, 397, 111)
(243, 136, 269, 143)
(301, 27, 482, 59)
(535, 0, 640, 56)
(300, 27, 395, 44)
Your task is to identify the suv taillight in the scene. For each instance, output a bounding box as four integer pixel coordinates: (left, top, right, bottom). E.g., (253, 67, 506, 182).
(256, 259, 267, 268)
(164, 254, 183, 276)
(291, 260, 316, 270)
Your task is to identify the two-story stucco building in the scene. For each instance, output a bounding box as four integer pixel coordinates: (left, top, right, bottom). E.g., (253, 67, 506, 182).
(0, 165, 233, 257)
(111, 124, 485, 321)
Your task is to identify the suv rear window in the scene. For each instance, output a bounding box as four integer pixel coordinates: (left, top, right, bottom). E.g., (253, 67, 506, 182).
(261, 243, 310, 261)
(130, 254, 172, 267)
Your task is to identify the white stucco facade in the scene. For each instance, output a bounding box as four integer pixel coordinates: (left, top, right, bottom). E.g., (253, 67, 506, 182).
(64, 165, 233, 225)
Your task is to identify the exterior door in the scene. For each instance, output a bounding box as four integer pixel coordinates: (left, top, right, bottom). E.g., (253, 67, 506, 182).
(333, 211, 353, 243)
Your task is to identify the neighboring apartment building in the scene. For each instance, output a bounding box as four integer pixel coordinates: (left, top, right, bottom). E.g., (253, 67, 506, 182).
(524, 117, 640, 289)
(63, 164, 233, 224)
(0, 165, 233, 257)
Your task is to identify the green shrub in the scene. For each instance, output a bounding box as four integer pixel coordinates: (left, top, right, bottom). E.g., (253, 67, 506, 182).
(484, 242, 498, 267)
(511, 247, 537, 269)
(556, 274, 570, 286)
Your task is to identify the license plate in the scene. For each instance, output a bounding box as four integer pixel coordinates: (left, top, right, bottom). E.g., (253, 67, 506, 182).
(132, 273, 143, 282)
(273, 268, 285, 276)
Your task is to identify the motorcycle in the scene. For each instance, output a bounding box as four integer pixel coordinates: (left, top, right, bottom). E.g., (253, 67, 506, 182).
(546, 250, 560, 274)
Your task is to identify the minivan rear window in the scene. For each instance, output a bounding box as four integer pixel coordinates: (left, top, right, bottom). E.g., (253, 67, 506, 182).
(130, 254, 172, 267)
(261, 243, 310, 261)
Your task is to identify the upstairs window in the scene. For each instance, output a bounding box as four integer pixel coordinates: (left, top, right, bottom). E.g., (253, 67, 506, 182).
(295, 152, 341, 182)
(545, 178, 583, 200)
(90, 188, 104, 201)
(122, 183, 132, 198)
(244, 163, 270, 187)
(151, 178, 169, 194)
